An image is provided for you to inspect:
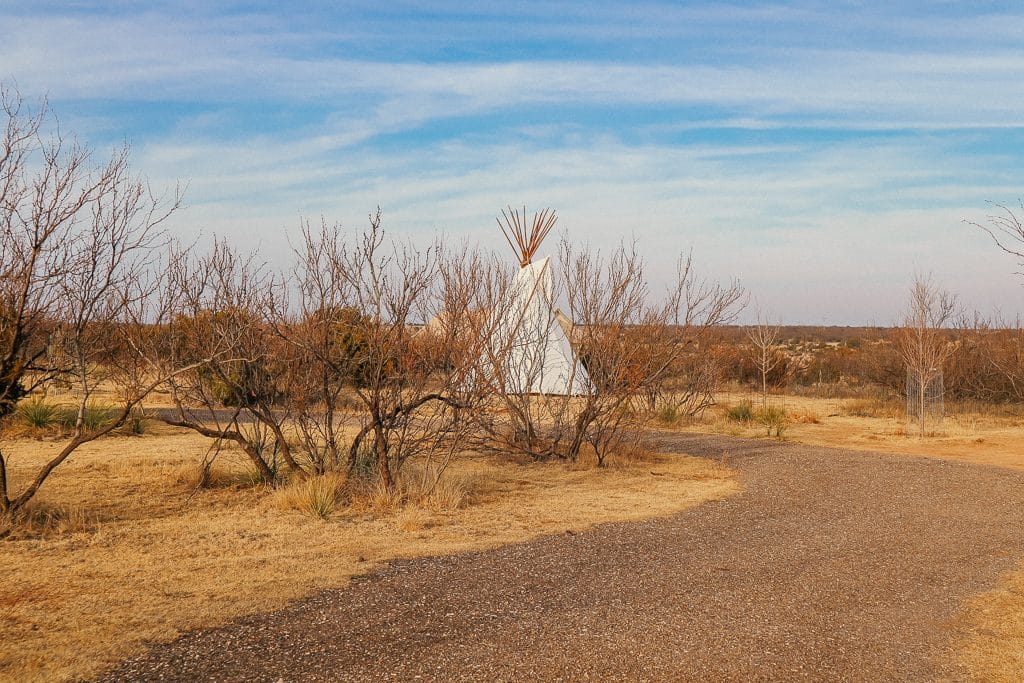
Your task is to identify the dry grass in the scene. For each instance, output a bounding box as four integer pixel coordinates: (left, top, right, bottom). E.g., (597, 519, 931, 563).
(270, 472, 348, 519)
(3, 501, 96, 537)
(0, 424, 735, 682)
(676, 390, 1024, 470)
(954, 567, 1024, 681)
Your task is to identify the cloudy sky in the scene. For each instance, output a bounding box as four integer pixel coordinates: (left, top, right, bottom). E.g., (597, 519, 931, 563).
(3, 1, 1023, 324)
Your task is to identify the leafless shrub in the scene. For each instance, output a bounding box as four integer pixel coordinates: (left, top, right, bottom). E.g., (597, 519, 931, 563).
(948, 313, 1024, 403)
(456, 221, 744, 467)
(0, 84, 190, 522)
(156, 241, 298, 483)
(561, 242, 744, 464)
(298, 211, 474, 489)
(638, 251, 746, 416)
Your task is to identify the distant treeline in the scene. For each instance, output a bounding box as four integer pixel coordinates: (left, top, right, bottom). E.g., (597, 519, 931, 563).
(708, 325, 1024, 403)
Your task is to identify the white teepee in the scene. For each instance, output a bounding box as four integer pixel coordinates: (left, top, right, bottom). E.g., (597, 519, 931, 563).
(483, 207, 591, 396)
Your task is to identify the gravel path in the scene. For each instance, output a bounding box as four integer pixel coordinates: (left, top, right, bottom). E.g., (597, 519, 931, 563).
(96, 435, 1024, 681)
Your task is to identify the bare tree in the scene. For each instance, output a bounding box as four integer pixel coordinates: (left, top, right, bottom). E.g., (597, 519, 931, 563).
(640, 251, 746, 416)
(156, 241, 300, 483)
(0, 85, 185, 522)
(747, 312, 782, 411)
(967, 201, 1024, 275)
(321, 210, 470, 489)
(896, 276, 957, 437)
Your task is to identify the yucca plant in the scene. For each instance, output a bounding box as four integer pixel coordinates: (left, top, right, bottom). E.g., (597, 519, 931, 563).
(16, 398, 60, 430)
(758, 405, 787, 438)
(120, 407, 151, 436)
(726, 401, 754, 423)
(657, 403, 680, 425)
(79, 402, 116, 431)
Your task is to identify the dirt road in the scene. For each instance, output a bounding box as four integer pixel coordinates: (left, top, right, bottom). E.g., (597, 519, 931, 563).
(97, 434, 1024, 681)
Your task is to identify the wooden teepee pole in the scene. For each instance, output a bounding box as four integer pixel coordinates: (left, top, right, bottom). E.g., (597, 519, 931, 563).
(496, 206, 557, 267)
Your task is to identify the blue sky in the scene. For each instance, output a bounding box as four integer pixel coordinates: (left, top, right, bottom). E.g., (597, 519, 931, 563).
(3, 1, 1024, 324)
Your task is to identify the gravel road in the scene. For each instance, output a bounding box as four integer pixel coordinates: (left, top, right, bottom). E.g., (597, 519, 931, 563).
(95, 434, 1024, 681)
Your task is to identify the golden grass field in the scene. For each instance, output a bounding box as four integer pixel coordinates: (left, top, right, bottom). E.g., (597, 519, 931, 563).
(5, 389, 1024, 682)
(0, 422, 736, 682)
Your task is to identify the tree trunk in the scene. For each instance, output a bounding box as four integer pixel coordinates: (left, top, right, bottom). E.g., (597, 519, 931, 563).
(0, 448, 10, 514)
(919, 369, 927, 437)
(761, 364, 768, 411)
(567, 402, 598, 464)
(374, 424, 392, 489)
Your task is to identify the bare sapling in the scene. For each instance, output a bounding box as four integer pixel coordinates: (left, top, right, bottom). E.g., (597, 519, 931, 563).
(747, 312, 782, 411)
(896, 275, 957, 437)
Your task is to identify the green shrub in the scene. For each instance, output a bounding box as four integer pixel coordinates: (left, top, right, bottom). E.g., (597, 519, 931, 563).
(757, 405, 787, 438)
(726, 401, 754, 423)
(79, 402, 116, 431)
(656, 403, 680, 425)
(198, 360, 280, 408)
(119, 407, 151, 435)
(16, 398, 61, 429)
(349, 438, 377, 479)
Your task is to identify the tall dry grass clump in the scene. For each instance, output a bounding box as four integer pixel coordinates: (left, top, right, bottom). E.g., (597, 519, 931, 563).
(1, 500, 95, 539)
(271, 464, 475, 520)
(272, 473, 348, 519)
(400, 464, 474, 511)
(173, 459, 255, 491)
(347, 464, 474, 514)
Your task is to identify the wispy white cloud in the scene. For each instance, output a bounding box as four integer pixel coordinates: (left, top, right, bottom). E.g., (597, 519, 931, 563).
(5, 11, 1024, 131)
(132, 121, 1023, 324)
(4, 2, 1024, 323)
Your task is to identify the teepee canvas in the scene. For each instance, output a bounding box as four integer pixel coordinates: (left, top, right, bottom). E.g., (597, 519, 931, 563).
(483, 207, 591, 396)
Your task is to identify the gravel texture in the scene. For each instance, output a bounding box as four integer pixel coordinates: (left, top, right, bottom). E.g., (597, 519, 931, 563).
(95, 434, 1024, 682)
